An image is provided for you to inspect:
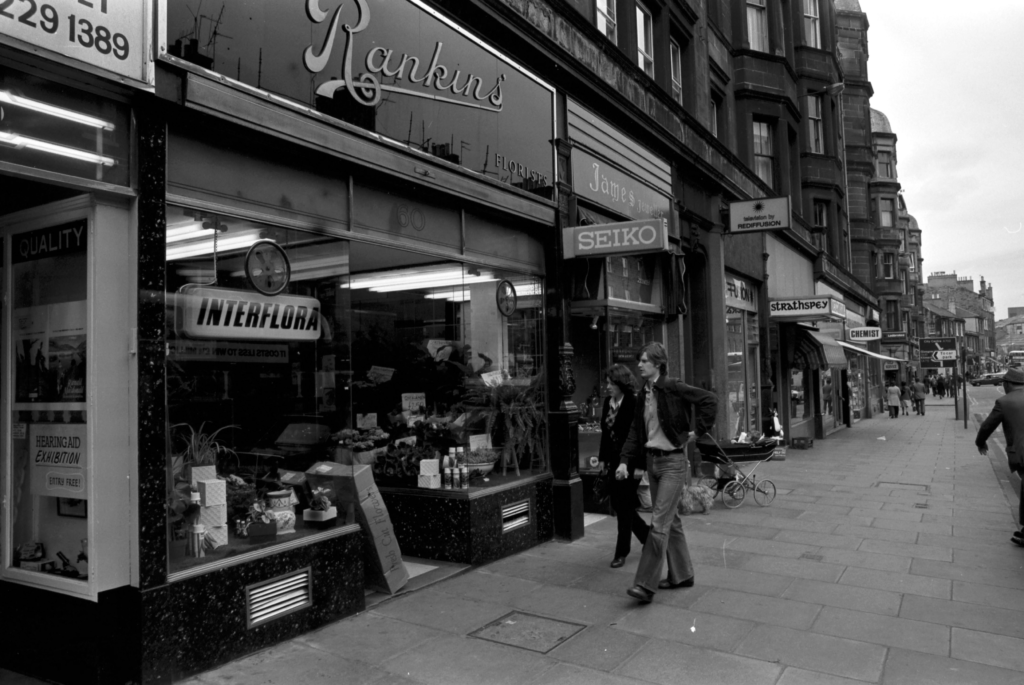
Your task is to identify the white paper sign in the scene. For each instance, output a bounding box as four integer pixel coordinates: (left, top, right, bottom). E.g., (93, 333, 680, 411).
(357, 413, 378, 429)
(29, 423, 88, 499)
(12, 423, 27, 440)
(401, 393, 426, 413)
(469, 434, 492, 450)
(481, 370, 504, 387)
(367, 366, 395, 384)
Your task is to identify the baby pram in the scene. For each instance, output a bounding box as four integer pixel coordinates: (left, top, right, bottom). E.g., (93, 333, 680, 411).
(696, 435, 778, 508)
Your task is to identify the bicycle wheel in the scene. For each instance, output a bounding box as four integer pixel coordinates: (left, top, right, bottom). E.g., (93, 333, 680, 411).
(722, 480, 745, 508)
(754, 479, 776, 506)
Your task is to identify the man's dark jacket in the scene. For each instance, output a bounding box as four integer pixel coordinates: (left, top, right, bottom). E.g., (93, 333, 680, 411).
(976, 388, 1024, 469)
(620, 375, 719, 471)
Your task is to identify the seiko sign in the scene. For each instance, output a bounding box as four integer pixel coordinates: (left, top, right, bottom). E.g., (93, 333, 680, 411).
(178, 286, 322, 342)
(769, 297, 846, 321)
(848, 327, 882, 342)
(562, 219, 669, 258)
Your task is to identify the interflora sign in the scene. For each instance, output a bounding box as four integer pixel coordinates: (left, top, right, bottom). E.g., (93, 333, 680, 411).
(0, 0, 153, 87)
(164, 0, 554, 194)
(562, 219, 668, 258)
(571, 149, 671, 222)
(769, 297, 846, 322)
(178, 286, 321, 342)
(848, 327, 882, 342)
(728, 197, 792, 233)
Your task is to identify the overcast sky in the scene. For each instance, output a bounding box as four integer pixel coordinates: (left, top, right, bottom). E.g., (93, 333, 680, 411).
(861, 0, 1024, 319)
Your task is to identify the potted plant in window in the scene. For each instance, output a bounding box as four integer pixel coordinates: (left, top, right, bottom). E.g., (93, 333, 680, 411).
(465, 374, 546, 476)
(172, 421, 238, 485)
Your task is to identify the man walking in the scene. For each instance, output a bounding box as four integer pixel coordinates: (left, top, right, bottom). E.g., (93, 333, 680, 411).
(912, 376, 927, 416)
(618, 342, 718, 603)
(976, 368, 1024, 544)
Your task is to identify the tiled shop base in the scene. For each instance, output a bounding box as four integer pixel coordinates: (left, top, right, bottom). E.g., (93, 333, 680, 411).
(470, 611, 586, 654)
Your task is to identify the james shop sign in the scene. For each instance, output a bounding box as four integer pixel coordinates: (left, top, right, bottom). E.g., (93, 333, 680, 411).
(571, 149, 671, 222)
(562, 219, 668, 258)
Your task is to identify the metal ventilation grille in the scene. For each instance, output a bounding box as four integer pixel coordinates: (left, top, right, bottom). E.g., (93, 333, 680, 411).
(246, 568, 312, 629)
(502, 500, 530, 533)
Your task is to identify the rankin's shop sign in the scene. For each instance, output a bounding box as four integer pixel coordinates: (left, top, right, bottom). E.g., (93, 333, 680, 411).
(165, 0, 555, 192)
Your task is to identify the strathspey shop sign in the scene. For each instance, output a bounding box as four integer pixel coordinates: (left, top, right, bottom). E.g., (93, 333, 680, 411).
(164, 0, 554, 193)
(571, 148, 671, 222)
(769, 296, 846, 322)
(562, 219, 668, 258)
(177, 286, 321, 342)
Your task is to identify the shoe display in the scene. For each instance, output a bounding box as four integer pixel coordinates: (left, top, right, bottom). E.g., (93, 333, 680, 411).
(610, 557, 625, 568)
(626, 585, 653, 603)
(657, 577, 695, 589)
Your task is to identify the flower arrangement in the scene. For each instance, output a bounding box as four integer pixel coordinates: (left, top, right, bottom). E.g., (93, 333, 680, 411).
(333, 427, 391, 452)
(463, 448, 499, 465)
(235, 500, 275, 540)
(173, 422, 238, 466)
(309, 487, 333, 511)
(373, 444, 436, 483)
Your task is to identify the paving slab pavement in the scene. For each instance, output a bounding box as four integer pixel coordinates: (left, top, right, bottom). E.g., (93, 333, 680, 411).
(9, 395, 1023, 685)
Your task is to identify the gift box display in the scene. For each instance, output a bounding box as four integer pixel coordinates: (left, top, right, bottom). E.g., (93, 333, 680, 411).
(419, 459, 439, 476)
(199, 503, 228, 529)
(417, 474, 441, 489)
(197, 479, 226, 507)
(188, 465, 218, 488)
(305, 462, 375, 505)
(205, 524, 229, 549)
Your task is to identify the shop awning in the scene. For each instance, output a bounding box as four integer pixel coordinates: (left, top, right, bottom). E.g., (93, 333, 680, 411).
(792, 327, 848, 369)
(833, 340, 904, 362)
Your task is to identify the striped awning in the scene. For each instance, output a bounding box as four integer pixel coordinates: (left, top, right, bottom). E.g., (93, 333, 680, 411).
(792, 328, 849, 370)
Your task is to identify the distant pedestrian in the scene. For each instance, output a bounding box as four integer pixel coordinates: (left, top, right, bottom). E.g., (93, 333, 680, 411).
(886, 381, 901, 419)
(975, 367, 1024, 545)
(913, 377, 927, 415)
(598, 364, 649, 569)
(900, 382, 911, 416)
(621, 342, 718, 604)
(936, 375, 946, 399)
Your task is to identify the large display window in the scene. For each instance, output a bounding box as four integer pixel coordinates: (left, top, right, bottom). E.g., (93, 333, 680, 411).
(164, 205, 546, 574)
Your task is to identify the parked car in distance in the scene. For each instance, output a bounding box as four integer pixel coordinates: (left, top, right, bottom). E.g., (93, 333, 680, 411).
(971, 372, 1005, 387)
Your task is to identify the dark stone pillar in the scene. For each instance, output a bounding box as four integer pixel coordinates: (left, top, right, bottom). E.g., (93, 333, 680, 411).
(551, 344, 583, 541)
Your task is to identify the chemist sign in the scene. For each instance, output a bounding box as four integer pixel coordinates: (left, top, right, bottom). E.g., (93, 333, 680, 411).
(728, 197, 792, 234)
(30, 424, 88, 499)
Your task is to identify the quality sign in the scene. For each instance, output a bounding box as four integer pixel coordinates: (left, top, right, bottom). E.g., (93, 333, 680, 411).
(562, 219, 669, 258)
(728, 197, 792, 233)
(848, 327, 881, 342)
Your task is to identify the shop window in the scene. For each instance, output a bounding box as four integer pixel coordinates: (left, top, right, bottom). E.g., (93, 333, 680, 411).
(8, 220, 89, 582)
(803, 0, 821, 48)
(789, 368, 812, 420)
(752, 120, 775, 188)
(597, 0, 617, 43)
(726, 307, 760, 437)
(747, 0, 768, 52)
(164, 205, 546, 575)
(636, 2, 654, 77)
(805, 95, 824, 154)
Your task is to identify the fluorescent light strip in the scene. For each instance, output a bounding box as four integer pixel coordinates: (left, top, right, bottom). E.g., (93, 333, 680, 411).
(347, 268, 466, 290)
(0, 91, 115, 130)
(0, 131, 115, 166)
(370, 275, 497, 293)
(166, 234, 262, 260)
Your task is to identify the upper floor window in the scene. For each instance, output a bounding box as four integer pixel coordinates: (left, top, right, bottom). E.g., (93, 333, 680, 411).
(597, 0, 617, 44)
(806, 95, 823, 154)
(909, 251, 917, 273)
(878, 151, 893, 178)
(880, 198, 895, 227)
(752, 121, 774, 187)
(885, 300, 899, 330)
(636, 2, 654, 77)
(747, 0, 768, 52)
(882, 253, 895, 279)
(803, 0, 821, 48)
(710, 96, 720, 137)
(670, 39, 683, 105)
(813, 200, 828, 229)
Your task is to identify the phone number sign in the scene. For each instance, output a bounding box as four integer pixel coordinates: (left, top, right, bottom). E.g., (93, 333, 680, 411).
(0, 0, 153, 87)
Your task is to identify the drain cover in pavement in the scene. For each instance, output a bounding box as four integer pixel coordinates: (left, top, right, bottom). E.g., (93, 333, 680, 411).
(470, 611, 586, 653)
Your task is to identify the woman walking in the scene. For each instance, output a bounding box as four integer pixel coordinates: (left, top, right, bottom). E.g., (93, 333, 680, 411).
(900, 382, 911, 416)
(598, 364, 649, 568)
(887, 380, 902, 419)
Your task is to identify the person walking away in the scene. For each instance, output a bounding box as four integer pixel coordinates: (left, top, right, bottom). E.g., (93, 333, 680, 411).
(936, 375, 946, 399)
(619, 342, 718, 603)
(886, 381, 901, 419)
(823, 377, 833, 416)
(975, 368, 1024, 545)
(598, 364, 649, 568)
(900, 382, 911, 416)
(913, 377, 927, 416)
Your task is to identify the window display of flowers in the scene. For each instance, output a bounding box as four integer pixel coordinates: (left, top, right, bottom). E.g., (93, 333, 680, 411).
(333, 427, 391, 452)
(373, 443, 437, 484)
